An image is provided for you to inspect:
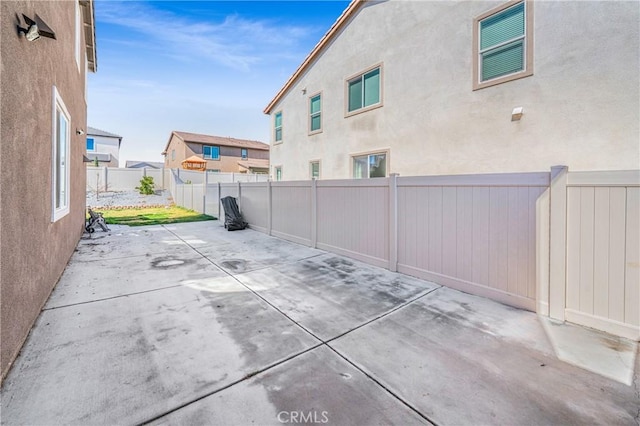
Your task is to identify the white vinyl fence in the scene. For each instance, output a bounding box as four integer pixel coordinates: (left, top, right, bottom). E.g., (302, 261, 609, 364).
(169, 167, 640, 340)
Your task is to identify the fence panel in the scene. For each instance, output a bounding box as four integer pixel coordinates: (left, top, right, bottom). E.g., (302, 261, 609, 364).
(271, 181, 312, 246)
(564, 171, 640, 340)
(316, 179, 390, 268)
(104, 168, 144, 191)
(240, 183, 269, 232)
(86, 167, 107, 191)
(145, 168, 165, 189)
(205, 184, 220, 217)
(396, 173, 549, 311)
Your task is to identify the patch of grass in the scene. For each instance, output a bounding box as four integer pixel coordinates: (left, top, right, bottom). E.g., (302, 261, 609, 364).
(98, 206, 216, 227)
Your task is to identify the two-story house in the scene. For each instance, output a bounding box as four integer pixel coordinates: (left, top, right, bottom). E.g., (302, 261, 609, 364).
(162, 131, 270, 174)
(86, 127, 122, 167)
(264, 0, 639, 180)
(1, 0, 97, 383)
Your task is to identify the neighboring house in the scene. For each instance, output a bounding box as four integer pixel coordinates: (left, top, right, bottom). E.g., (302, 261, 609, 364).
(0, 0, 97, 383)
(86, 127, 122, 167)
(162, 131, 270, 173)
(264, 0, 640, 180)
(125, 160, 164, 169)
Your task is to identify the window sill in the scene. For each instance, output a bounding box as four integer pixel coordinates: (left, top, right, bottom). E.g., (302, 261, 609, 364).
(345, 102, 383, 118)
(473, 69, 533, 91)
(273, 141, 283, 146)
(308, 129, 323, 136)
(52, 206, 70, 222)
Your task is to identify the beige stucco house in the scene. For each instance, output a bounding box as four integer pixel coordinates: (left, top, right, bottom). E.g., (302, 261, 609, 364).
(1, 0, 97, 383)
(162, 131, 270, 174)
(264, 0, 640, 180)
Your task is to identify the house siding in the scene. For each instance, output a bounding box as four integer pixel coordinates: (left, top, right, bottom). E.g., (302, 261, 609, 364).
(1, 0, 91, 382)
(268, 0, 640, 180)
(164, 134, 269, 173)
(86, 134, 120, 167)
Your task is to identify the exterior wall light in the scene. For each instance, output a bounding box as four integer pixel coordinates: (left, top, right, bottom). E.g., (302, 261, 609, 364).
(511, 106, 524, 121)
(17, 14, 56, 42)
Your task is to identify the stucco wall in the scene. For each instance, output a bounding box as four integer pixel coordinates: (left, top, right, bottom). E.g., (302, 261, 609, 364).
(1, 0, 89, 381)
(269, 0, 640, 180)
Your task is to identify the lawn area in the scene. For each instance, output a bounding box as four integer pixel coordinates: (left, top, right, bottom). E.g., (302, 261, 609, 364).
(98, 206, 216, 227)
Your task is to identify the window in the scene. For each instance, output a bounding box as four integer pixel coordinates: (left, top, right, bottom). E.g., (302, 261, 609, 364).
(309, 93, 322, 133)
(203, 145, 220, 160)
(241, 148, 248, 159)
(473, 1, 533, 90)
(274, 166, 282, 181)
(274, 111, 283, 142)
(347, 66, 381, 114)
(86, 138, 95, 151)
(352, 152, 387, 179)
(310, 161, 320, 179)
(171, 149, 175, 161)
(52, 87, 70, 221)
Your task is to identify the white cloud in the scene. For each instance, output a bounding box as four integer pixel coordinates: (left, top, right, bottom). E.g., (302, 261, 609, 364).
(97, 1, 314, 71)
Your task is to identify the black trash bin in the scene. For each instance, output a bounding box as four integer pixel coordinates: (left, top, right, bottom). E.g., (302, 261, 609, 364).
(220, 196, 248, 231)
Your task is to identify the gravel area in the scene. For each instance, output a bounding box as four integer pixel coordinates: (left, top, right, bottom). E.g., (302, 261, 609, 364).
(86, 190, 174, 209)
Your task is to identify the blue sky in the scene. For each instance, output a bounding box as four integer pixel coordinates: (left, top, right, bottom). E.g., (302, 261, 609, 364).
(88, 0, 350, 164)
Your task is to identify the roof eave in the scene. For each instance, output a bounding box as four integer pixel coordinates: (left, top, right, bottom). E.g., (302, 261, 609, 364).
(263, 0, 365, 114)
(80, 0, 97, 73)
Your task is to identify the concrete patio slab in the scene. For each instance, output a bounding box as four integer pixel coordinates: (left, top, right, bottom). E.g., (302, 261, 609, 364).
(331, 287, 640, 425)
(164, 222, 325, 275)
(152, 346, 431, 425)
(46, 248, 227, 308)
(237, 254, 440, 341)
(2, 278, 319, 425)
(2, 222, 638, 425)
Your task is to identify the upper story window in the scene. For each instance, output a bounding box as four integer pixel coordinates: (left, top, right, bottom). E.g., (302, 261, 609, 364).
(473, 1, 533, 90)
(52, 86, 71, 221)
(86, 137, 95, 151)
(274, 111, 283, 143)
(353, 152, 387, 179)
(309, 93, 322, 134)
(347, 66, 382, 115)
(241, 148, 248, 159)
(203, 145, 220, 160)
(171, 149, 175, 161)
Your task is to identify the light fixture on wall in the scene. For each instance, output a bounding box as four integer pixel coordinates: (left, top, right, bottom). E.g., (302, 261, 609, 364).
(17, 14, 56, 42)
(511, 106, 524, 121)
(76, 128, 85, 136)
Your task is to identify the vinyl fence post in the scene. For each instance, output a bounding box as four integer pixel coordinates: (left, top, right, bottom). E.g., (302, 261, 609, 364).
(143, 167, 147, 177)
(267, 180, 272, 236)
(217, 182, 222, 225)
(104, 166, 109, 192)
(389, 173, 399, 272)
(203, 170, 209, 214)
(237, 181, 242, 213)
(549, 165, 569, 321)
(311, 178, 318, 248)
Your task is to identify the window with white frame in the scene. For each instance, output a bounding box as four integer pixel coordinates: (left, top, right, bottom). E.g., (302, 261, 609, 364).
(352, 152, 387, 179)
(309, 94, 321, 133)
(52, 87, 71, 221)
(310, 161, 320, 179)
(474, 1, 533, 90)
(347, 66, 381, 114)
(274, 111, 283, 142)
(171, 149, 175, 161)
(241, 148, 248, 159)
(274, 166, 282, 181)
(86, 138, 95, 151)
(203, 145, 220, 160)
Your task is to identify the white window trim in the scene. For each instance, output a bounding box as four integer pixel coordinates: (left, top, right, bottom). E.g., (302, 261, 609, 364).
(203, 145, 220, 160)
(274, 165, 283, 181)
(52, 86, 71, 222)
(309, 160, 321, 180)
(241, 148, 248, 160)
(345, 63, 384, 118)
